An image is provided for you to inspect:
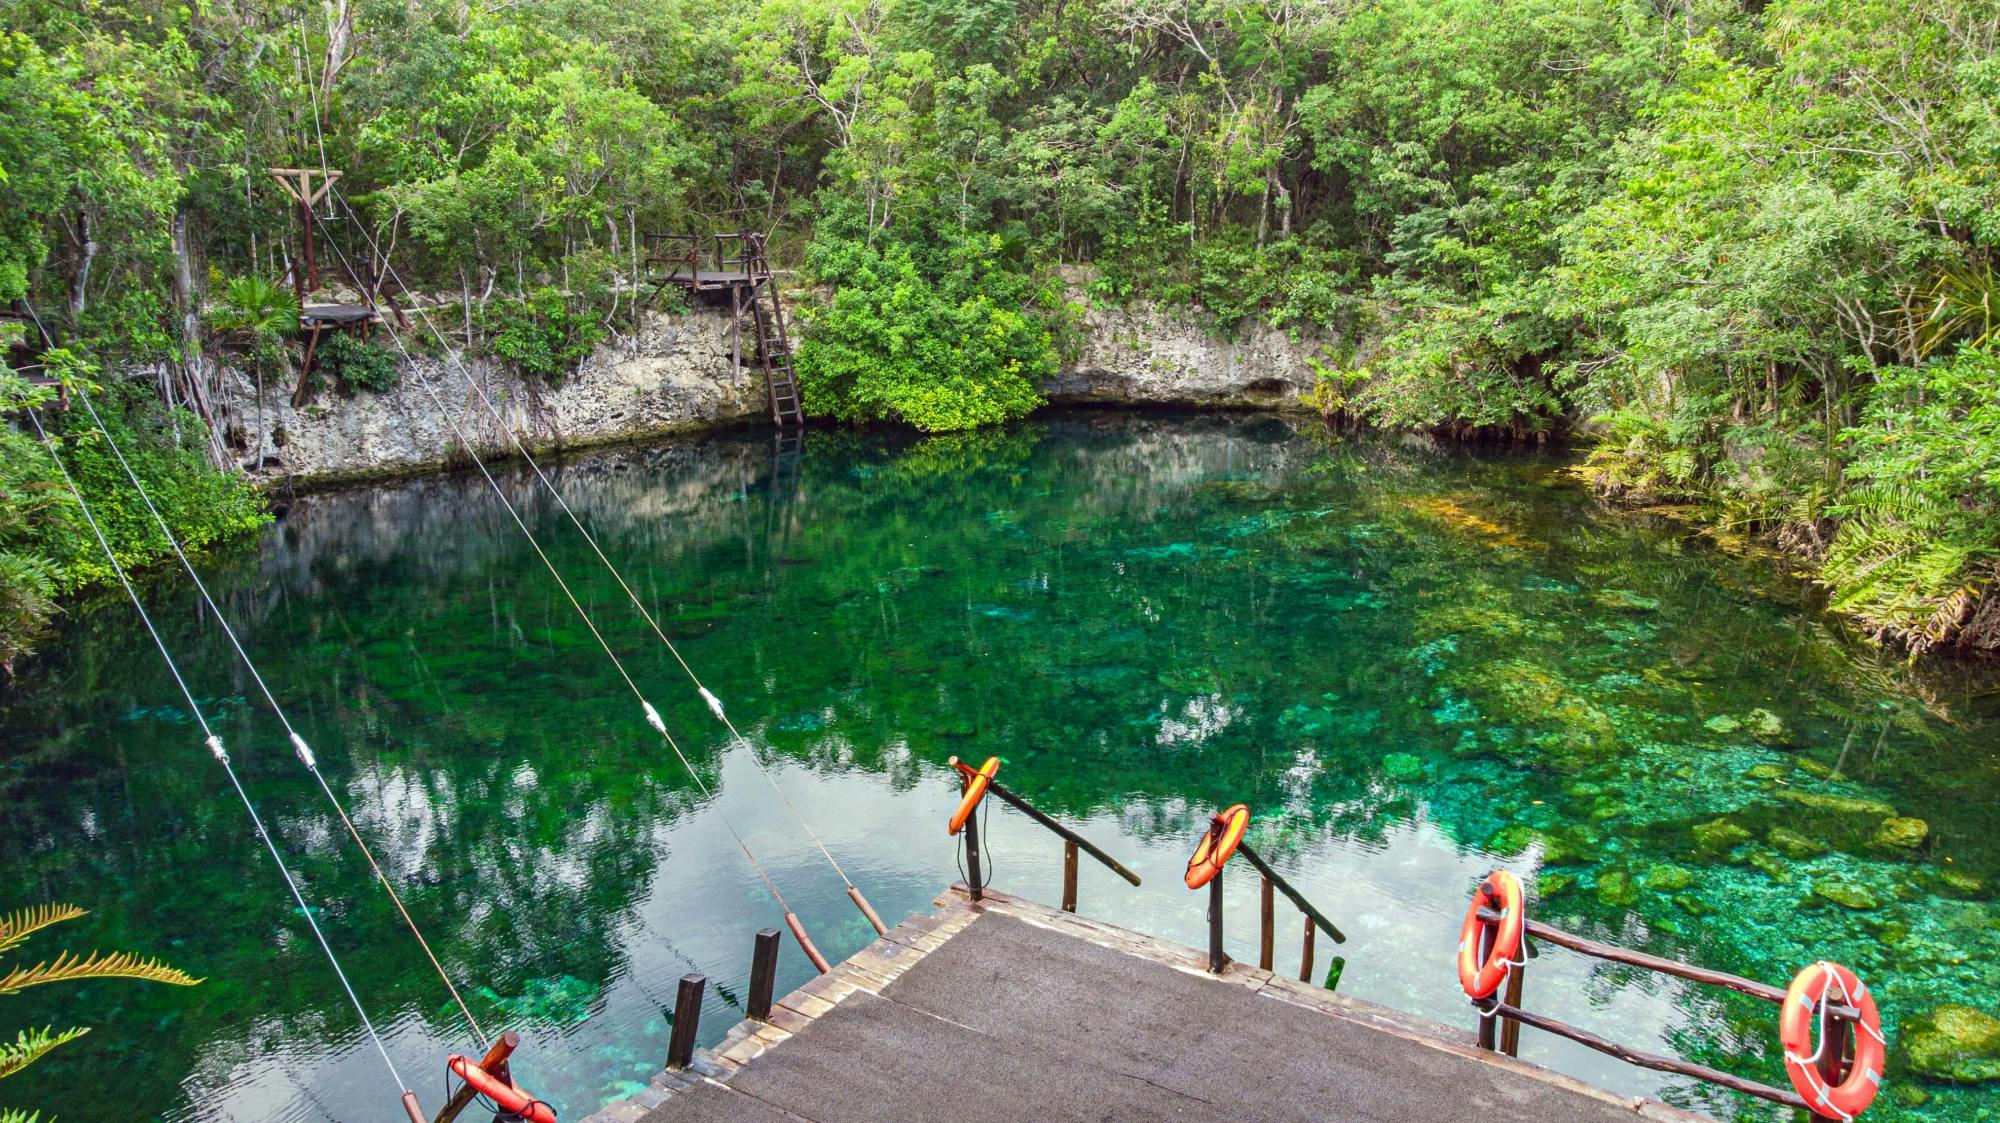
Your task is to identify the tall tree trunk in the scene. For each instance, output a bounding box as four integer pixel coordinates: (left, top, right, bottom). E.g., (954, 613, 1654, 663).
(170, 209, 228, 468)
(69, 210, 95, 322)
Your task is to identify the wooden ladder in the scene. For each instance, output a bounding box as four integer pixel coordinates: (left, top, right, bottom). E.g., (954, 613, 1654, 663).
(748, 276, 803, 427)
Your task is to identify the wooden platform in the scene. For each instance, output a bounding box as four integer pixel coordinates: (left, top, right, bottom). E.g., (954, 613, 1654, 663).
(580, 888, 1710, 1123)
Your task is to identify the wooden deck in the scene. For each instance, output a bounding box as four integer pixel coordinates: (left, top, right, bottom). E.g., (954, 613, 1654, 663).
(580, 887, 1711, 1123)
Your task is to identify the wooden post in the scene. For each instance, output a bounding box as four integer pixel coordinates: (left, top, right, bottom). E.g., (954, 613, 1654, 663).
(402, 1091, 427, 1123)
(667, 974, 706, 1069)
(1062, 839, 1079, 913)
(1811, 1012, 1852, 1123)
(1500, 956, 1525, 1057)
(1299, 913, 1314, 984)
(963, 777, 985, 902)
(748, 928, 781, 1022)
(730, 286, 742, 384)
(1207, 866, 1227, 973)
(1259, 876, 1275, 971)
(431, 1031, 519, 1123)
(1474, 920, 1498, 1051)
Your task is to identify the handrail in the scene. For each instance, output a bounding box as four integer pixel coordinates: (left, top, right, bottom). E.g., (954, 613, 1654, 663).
(1466, 900, 1859, 1121)
(947, 756, 1142, 911)
(1238, 841, 1345, 944)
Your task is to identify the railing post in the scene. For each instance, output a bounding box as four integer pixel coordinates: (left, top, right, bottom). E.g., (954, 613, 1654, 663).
(1474, 921, 1498, 1051)
(1811, 1012, 1853, 1123)
(962, 784, 984, 902)
(1062, 838, 1079, 913)
(1207, 866, 1227, 973)
(667, 974, 706, 1069)
(1299, 913, 1314, 984)
(748, 928, 781, 1022)
(1259, 876, 1275, 971)
(1500, 955, 1525, 1057)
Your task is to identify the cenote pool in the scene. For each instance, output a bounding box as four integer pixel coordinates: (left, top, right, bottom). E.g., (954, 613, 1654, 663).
(3, 413, 1996, 1122)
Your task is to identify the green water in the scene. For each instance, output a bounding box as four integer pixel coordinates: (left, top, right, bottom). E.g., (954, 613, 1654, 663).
(3, 413, 1996, 1122)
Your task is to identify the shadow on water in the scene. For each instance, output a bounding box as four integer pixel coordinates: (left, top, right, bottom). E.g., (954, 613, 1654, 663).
(1, 411, 1995, 1122)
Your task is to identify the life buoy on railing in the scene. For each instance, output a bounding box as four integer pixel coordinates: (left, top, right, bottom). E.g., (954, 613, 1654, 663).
(948, 757, 1001, 836)
(1780, 961, 1887, 1121)
(1456, 870, 1524, 1000)
(448, 1053, 558, 1123)
(1184, 804, 1250, 889)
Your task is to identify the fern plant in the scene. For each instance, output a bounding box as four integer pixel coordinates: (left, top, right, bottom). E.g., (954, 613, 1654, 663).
(0, 904, 201, 1083)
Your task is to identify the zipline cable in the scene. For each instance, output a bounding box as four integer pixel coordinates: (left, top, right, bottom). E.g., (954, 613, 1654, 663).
(68, 384, 491, 1050)
(308, 219, 836, 969)
(327, 189, 887, 935)
(23, 404, 423, 1118)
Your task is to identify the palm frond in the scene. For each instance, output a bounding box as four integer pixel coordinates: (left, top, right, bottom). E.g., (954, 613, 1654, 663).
(0, 1025, 90, 1080)
(0, 950, 203, 996)
(0, 904, 87, 957)
(0, 1108, 46, 1123)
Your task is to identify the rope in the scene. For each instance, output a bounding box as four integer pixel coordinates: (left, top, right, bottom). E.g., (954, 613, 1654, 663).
(326, 189, 865, 893)
(309, 216, 802, 917)
(24, 405, 411, 1096)
(67, 384, 491, 1050)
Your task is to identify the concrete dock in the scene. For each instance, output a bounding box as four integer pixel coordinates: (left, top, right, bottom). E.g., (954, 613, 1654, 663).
(583, 887, 1709, 1123)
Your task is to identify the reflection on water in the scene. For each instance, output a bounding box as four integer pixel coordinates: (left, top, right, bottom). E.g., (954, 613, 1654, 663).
(2, 413, 1995, 1122)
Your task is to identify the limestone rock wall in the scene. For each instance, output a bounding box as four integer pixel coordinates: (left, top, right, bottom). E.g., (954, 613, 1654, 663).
(1046, 296, 1333, 410)
(220, 292, 1331, 485)
(226, 308, 767, 484)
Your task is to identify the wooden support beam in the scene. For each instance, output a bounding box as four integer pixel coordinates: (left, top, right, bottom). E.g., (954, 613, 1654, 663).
(1300, 913, 1314, 985)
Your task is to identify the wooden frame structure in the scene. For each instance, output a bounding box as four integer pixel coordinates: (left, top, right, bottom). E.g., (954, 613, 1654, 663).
(645, 231, 802, 426)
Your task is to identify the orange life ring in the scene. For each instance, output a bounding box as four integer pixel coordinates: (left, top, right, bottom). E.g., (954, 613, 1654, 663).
(948, 757, 1001, 836)
(1184, 804, 1250, 889)
(1456, 870, 1524, 1000)
(448, 1054, 558, 1123)
(1780, 961, 1886, 1121)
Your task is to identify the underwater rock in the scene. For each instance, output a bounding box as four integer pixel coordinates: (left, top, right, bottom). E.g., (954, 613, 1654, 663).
(1901, 1005, 2000, 1084)
(1592, 588, 1661, 613)
(1742, 763, 1787, 781)
(1743, 708, 1789, 745)
(1747, 849, 1792, 884)
(1537, 873, 1575, 898)
(1380, 752, 1425, 782)
(1766, 827, 1826, 859)
(1693, 818, 1751, 853)
(1704, 714, 1743, 735)
(1872, 817, 1930, 850)
(1772, 789, 1898, 818)
(1811, 879, 1880, 910)
(1644, 863, 1695, 892)
(1934, 868, 1986, 898)
(1673, 893, 1713, 916)
(1596, 869, 1639, 907)
(1455, 659, 1616, 768)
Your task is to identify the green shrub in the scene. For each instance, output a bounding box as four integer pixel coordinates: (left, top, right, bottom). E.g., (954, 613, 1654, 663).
(317, 333, 401, 393)
(483, 287, 607, 387)
(1824, 348, 2000, 650)
(795, 206, 1056, 432)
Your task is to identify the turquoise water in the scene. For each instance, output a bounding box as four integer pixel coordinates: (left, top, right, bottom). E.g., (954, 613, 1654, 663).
(2, 413, 1995, 1122)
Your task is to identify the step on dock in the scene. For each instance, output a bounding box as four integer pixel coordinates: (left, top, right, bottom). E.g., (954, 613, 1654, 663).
(582, 887, 1707, 1123)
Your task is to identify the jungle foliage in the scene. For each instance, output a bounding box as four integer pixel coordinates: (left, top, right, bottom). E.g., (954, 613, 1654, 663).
(1, 0, 1997, 651)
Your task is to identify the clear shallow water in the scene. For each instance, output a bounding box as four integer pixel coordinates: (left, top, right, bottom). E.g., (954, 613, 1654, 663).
(2, 413, 1996, 1122)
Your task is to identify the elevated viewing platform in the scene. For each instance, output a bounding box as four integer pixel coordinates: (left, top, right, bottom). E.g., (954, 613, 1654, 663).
(582, 887, 1707, 1123)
